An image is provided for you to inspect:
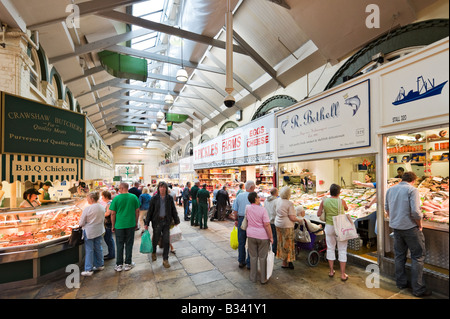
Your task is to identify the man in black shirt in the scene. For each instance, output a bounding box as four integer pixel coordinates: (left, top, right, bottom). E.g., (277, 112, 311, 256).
(128, 182, 142, 198)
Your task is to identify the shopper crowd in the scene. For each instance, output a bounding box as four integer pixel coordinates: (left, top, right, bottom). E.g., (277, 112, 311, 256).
(77, 172, 431, 297)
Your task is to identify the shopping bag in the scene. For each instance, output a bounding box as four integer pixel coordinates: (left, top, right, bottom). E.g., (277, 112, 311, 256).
(230, 226, 239, 250)
(169, 225, 183, 243)
(294, 220, 311, 243)
(266, 247, 275, 280)
(140, 230, 153, 254)
(333, 213, 359, 241)
(67, 227, 84, 247)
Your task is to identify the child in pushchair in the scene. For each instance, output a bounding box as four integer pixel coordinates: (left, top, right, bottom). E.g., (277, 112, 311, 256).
(294, 207, 326, 267)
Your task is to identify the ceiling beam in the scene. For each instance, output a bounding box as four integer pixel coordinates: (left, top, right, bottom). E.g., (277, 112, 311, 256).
(97, 10, 248, 55)
(194, 70, 242, 111)
(205, 50, 261, 101)
(64, 66, 105, 85)
(106, 44, 226, 76)
(232, 30, 286, 88)
(28, 0, 148, 30)
(48, 28, 159, 64)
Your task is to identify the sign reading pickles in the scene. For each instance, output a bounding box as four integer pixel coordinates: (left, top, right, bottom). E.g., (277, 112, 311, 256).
(1, 92, 86, 158)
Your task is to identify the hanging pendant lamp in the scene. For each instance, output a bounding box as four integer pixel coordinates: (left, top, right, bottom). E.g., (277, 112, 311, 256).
(157, 109, 165, 120)
(165, 93, 174, 104)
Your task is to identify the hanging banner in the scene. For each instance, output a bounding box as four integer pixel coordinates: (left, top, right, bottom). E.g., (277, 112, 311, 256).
(193, 113, 275, 169)
(380, 46, 449, 126)
(1, 92, 86, 158)
(276, 79, 371, 158)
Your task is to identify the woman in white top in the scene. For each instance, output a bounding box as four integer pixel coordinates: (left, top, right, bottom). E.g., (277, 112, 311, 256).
(264, 187, 280, 255)
(79, 192, 105, 276)
(274, 186, 303, 269)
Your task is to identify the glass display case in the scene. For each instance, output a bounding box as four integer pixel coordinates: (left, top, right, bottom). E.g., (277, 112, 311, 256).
(0, 199, 87, 289)
(0, 200, 84, 251)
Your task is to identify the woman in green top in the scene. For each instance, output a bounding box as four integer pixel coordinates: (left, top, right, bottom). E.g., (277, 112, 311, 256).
(317, 184, 349, 281)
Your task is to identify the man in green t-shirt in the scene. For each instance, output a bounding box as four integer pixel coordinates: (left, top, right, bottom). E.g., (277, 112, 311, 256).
(190, 181, 200, 227)
(196, 183, 211, 229)
(110, 183, 140, 272)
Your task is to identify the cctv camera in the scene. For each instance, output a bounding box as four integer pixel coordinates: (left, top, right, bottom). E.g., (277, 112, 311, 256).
(224, 94, 235, 108)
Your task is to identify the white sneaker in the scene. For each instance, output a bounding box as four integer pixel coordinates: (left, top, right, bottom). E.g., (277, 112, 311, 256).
(114, 264, 123, 272)
(123, 262, 136, 271)
(93, 266, 104, 271)
(81, 270, 94, 276)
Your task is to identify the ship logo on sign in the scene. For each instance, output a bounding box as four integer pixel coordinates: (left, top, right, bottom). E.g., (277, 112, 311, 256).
(393, 76, 448, 106)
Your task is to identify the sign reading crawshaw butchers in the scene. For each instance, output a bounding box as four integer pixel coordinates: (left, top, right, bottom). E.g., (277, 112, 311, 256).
(1, 92, 86, 158)
(276, 79, 371, 158)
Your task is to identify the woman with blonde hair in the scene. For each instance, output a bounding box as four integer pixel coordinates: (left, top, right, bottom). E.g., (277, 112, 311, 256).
(274, 186, 303, 269)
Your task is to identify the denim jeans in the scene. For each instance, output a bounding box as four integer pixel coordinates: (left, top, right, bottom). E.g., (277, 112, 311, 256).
(103, 225, 115, 258)
(393, 227, 426, 295)
(270, 224, 277, 255)
(115, 227, 135, 265)
(183, 199, 190, 220)
(237, 216, 250, 267)
(84, 231, 104, 271)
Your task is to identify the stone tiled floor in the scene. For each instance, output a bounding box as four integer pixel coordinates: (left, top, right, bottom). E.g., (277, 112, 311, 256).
(0, 206, 446, 300)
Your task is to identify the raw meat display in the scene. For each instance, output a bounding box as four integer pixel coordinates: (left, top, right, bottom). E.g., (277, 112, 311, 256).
(0, 204, 82, 248)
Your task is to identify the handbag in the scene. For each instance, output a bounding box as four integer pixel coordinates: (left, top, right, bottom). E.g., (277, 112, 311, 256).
(319, 198, 326, 222)
(240, 207, 248, 230)
(229, 210, 238, 221)
(67, 226, 84, 247)
(169, 225, 183, 243)
(266, 246, 275, 280)
(294, 219, 311, 243)
(140, 230, 153, 254)
(333, 198, 359, 241)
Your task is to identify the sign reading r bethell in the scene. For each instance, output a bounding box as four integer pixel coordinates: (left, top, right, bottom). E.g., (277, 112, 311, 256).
(1, 92, 86, 158)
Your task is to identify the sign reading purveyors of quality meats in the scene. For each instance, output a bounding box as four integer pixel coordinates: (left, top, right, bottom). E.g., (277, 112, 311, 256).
(193, 113, 275, 169)
(1, 92, 86, 158)
(276, 79, 371, 158)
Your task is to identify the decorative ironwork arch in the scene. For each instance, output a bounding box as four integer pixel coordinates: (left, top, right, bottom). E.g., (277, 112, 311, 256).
(325, 19, 449, 90)
(198, 134, 211, 145)
(251, 95, 297, 120)
(218, 121, 239, 136)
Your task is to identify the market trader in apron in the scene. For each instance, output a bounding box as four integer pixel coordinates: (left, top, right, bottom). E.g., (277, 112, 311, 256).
(190, 181, 200, 226)
(196, 183, 211, 229)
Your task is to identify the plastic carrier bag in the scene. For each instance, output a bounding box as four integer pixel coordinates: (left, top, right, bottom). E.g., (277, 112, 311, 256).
(230, 226, 239, 250)
(140, 230, 153, 254)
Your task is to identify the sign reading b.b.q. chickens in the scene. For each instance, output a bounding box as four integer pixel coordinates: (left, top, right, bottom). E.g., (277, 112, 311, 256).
(276, 79, 371, 158)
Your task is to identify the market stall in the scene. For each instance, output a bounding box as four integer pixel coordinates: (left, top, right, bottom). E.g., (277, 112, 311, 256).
(193, 113, 276, 201)
(275, 78, 379, 259)
(376, 38, 449, 295)
(0, 92, 89, 288)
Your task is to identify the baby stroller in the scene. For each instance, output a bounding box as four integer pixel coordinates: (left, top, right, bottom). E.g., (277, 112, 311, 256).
(295, 221, 327, 267)
(208, 202, 217, 221)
